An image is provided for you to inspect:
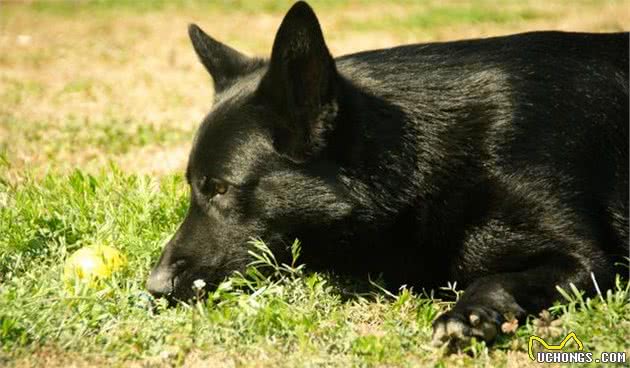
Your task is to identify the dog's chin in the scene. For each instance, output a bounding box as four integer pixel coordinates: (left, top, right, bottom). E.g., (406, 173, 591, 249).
(155, 282, 209, 307)
(160, 272, 234, 306)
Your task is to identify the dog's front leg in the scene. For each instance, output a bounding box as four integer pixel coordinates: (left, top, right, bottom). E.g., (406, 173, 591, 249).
(431, 255, 607, 350)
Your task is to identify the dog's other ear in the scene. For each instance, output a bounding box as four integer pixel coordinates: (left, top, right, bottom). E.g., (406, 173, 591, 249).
(259, 1, 339, 161)
(188, 24, 259, 94)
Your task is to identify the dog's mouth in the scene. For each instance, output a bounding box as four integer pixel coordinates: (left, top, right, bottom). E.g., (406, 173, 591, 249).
(147, 264, 244, 306)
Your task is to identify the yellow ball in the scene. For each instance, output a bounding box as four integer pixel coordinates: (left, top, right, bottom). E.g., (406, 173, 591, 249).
(63, 245, 127, 288)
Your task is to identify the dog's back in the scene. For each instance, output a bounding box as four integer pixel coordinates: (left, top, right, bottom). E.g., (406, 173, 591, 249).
(334, 31, 628, 259)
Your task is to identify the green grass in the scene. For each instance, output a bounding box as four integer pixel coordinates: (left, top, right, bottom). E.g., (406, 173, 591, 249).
(0, 169, 628, 366)
(349, 4, 543, 32)
(2, 115, 192, 156)
(10, 0, 360, 16)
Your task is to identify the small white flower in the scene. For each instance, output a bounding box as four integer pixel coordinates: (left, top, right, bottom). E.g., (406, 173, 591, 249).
(193, 279, 206, 290)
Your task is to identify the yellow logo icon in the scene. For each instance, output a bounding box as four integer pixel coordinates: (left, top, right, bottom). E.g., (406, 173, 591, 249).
(528, 332, 584, 361)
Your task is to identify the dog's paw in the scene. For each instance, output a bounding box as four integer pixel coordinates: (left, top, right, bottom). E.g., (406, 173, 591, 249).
(431, 305, 503, 350)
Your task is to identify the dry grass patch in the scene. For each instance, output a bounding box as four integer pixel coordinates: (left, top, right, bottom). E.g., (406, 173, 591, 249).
(2, 0, 628, 177)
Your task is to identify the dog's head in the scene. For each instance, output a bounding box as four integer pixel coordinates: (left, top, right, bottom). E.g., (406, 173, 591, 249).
(147, 2, 356, 301)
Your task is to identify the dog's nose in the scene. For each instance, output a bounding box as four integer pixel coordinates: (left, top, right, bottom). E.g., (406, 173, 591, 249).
(146, 267, 174, 298)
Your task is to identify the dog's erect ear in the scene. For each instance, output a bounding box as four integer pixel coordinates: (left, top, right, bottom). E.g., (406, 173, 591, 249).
(188, 24, 258, 94)
(259, 1, 339, 161)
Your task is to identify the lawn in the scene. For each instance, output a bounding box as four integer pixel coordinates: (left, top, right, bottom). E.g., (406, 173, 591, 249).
(1, 1, 629, 367)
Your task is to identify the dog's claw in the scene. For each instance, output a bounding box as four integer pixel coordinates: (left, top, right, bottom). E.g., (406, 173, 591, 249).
(432, 306, 502, 351)
(469, 313, 480, 327)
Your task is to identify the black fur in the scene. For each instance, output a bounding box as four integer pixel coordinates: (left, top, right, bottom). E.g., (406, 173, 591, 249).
(148, 1, 629, 348)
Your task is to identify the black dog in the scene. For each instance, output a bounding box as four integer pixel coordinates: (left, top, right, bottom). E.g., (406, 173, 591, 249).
(148, 1, 628, 348)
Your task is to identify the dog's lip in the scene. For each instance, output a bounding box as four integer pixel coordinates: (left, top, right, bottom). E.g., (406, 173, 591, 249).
(152, 259, 247, 304)
(167, 268, 219, 299)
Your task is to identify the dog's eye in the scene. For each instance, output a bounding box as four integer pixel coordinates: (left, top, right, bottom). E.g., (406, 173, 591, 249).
(200, 177, 229, 197)
(215, 182, 228, 195)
